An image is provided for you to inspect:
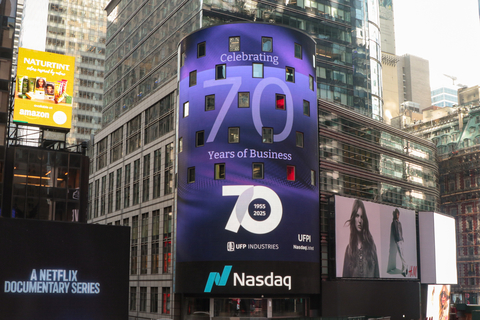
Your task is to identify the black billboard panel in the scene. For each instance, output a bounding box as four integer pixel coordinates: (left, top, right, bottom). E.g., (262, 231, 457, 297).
(0, 219, 129, 319)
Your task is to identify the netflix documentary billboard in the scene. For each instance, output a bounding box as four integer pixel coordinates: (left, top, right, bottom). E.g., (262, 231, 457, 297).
(14, 47, 75, 129)
(335, 195, 418, 279)
(0, 219, 129, 319)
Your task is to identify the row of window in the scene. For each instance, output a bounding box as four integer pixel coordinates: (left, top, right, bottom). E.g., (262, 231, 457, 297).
(89, 144, 174, 218)
(130, 286, 170, 314)
(194, 128, 304, 146)
(186, 164, 316, 184)
(189, 65, 299, 86)
(183, 94, 311, 116)
(194, 37, 303, 58)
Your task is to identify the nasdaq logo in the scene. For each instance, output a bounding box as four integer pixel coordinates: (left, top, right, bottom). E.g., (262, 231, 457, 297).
(204, 266, 232, 293)
(223, 185, 283, 234)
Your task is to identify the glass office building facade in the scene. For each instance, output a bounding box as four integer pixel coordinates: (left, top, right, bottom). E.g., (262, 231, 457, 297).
(102, 0, 383, 125)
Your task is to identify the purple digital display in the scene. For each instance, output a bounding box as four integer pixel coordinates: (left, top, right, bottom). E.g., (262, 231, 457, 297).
(176, 23, 319, 294)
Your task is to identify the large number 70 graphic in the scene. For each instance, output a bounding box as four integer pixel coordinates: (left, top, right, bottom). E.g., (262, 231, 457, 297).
(223, 185, 283, 234)
(204, 77, 294, 143)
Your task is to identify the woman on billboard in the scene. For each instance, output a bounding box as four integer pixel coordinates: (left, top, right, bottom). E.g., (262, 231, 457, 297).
(439, 285, 450, 320)
(343, 199, 379, 277)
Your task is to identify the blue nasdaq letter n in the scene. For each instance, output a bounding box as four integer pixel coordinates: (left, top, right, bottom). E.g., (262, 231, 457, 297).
(204, 266, 232, 292)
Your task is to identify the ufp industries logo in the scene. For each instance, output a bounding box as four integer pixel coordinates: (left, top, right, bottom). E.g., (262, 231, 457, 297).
(204, 266, 291, 292)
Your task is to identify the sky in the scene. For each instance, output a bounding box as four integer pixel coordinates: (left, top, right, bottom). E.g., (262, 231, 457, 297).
(393, 0, 480, 89)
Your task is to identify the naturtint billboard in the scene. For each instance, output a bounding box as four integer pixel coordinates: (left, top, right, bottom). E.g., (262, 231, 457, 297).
(335, 195, 418, 279)
(176, 23, 319, 294)
(0, 218, 129, 319)
(14, 47, 75, 129)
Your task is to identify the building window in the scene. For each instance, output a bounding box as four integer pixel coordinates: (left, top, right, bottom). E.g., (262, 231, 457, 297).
(139, 287, 147, 312)
(262, 37, 272, 52)
(238, 92, 250, 108)
(100, 176, 106, 216)
(196, 131, 205, 147)
(164, 143, 173, 195)
(151, 210, 160, 274)
(216, 64, 226, 80)
(228, 127, 239, 143)
(143, 155, 150, 202)
(133, 159, 140, 205)
(153, 149, 161, 199)
(311, 170, 316, 186)
(115, 168, 122, 211)
(110, 126, 123, 163)
(303, 100, 310, 116)
(309, 75, 314, 90)
(215, 163, 225, 180)
(150, 287, 159, 313)
(130, 287, 137, 311)
(229, 36, 240, 52)
(126, 115, 141, 155)
(276, 94, 286, 110)
(253, 63, 263, 78)
(262, 127, 273, 143)
(183, 101, 189, 117)
(131, 215, 138, 275)
(253, 163, 264, 179)
(286, 67, 295, 82)
(205, 94, 215, 111)
(295, 43, 302, 59)
(140, 212, 148, 274)
(108, 172, 114, 213)
(197, 42, 206, 57)
(189, 70, 197, 87)
(163, 207, 172, 274)
(187, 167, 195, 183)
(287, 165, 295, 181)
(124, 164, 131, 208)
(162, 287, 171, 314)
(296, 132, 304, 147)
(164, 168, 173, 195)
(178, 137, 183, 153)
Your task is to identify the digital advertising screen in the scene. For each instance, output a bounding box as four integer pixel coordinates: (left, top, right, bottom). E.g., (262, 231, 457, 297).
(14, 47, 75, 129)
(0, 218, 129, 319)
(335, 195, 418, 279)
(426, 285, 451, 320)
(419, 211, 457, 284)
(176, 23, 319, 294)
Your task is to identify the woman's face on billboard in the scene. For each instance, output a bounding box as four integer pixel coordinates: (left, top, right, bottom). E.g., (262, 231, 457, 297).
(355, 207, 364, 232)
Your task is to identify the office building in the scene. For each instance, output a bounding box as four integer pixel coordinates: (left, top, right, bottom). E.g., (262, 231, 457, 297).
(431, 86, 458, 108)
(379, 0, 400, 123)
(397, 54, 432, 111)
(458, 85, 480, 107)
(19, 0, 108, 146)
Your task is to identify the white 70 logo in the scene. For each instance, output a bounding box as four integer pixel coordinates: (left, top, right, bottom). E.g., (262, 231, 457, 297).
(223, 185, 283, 234)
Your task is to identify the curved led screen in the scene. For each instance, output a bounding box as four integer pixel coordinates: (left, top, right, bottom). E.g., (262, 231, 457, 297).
(176, 23, 319, 294)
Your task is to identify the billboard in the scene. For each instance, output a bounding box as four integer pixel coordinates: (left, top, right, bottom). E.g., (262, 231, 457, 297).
(419, 212, 457, 284)
(0, 218, 129, 319)
(176, 23, 319, 294)
(335, 195, 418, 279)
(426, 285, 450, 320)
(14, 47, 75, 129)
